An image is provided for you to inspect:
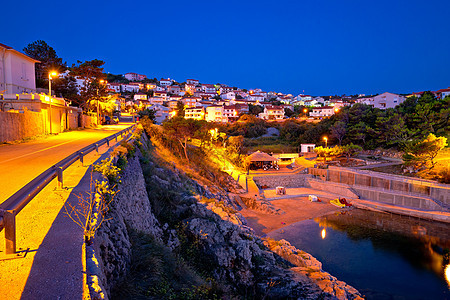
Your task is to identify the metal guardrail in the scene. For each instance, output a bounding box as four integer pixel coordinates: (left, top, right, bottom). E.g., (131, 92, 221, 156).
(0, 124, 135, 254)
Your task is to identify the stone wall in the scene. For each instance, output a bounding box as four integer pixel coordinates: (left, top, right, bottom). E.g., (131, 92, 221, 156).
(90, 147, 162, 298)
(253, 174, 311, 189)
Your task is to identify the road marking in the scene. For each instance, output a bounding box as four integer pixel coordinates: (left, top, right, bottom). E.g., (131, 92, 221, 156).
(0, 138, 85, 165)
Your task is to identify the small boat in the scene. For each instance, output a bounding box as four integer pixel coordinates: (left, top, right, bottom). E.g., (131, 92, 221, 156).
(330, 198, 352, 208)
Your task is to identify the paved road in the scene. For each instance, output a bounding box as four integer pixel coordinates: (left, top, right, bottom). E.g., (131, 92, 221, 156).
(0, 123, 133, 204)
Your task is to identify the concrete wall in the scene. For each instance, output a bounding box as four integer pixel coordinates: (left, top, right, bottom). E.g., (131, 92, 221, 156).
(308, 167, 450, 207)
(0, 110, 47, 142)
(352, 187, 442, 211)
(0, 109, 94, 143)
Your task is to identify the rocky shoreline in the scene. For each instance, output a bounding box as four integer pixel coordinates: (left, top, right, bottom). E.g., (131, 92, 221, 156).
(85, 133, 363, 299)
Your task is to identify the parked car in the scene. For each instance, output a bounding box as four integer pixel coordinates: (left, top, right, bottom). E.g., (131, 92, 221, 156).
(103, 116, 111, 125)
(112, 116, 119, 124)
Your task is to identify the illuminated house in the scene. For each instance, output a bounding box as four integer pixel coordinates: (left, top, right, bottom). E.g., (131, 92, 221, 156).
(184, 83, 196, 95)
(247, 94, 265, 103)
(309, 106, 336, 117)
(134, 92, 147, 101)
(182, 96, 201, 108)
(0, 43, 39, 94)
(154, 91, 168, 101)
(258, 105, 285, 120)
(159, 78, 173, 86)
(167, 85, 181, 95)
(201, 84, 217, 93)
(220, 86, 235, 94)
(107, 82, 121, 93)
(146, 83, 157, 90)
(205, 105, 225, 122)
(185, 106, 205, 120)
(221, 91, 236, 100)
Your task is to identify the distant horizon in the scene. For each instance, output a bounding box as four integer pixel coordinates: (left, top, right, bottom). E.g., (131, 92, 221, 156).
(3, 0, 449, 97)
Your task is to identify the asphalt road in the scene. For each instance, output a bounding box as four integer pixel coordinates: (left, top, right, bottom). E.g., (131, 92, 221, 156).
(0, 123, 133, 204)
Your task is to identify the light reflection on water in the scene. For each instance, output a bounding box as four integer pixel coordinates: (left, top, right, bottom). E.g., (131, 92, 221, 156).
(268, 209, 450, 300)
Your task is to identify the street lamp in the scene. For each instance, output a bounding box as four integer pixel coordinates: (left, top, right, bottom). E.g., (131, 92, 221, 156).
(323, 136, 328, 148)
(97, 80, 107, 125)
(48, 71, 58, 134)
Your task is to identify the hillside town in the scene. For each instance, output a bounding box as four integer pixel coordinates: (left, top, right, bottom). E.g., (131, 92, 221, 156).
(2, 42, 449, 129)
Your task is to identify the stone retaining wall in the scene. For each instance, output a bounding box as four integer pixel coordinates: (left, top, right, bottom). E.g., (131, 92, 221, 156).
(253, 174, 311, 189)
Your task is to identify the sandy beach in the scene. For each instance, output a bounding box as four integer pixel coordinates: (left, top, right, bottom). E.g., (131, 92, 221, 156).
(241, 195, 344, 236)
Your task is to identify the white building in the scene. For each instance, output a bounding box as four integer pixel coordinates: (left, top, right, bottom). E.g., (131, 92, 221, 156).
(186, 79, 199, 85)
(202, 84, 216, 93)
(372, 92, 405, 109)
(134, 92, 147, 101)
(150, 104, 170, 124)
(205, 105, 225, 122)
(259, 105, 285, 120)
(149, 96, 164, 105)
(122, 83, 140, 93)
(124, 72, 146, 81)
(159, 78, 173, 86)
(0, 43, 39, 94)
(309, 106, 336, 117)
(221, 91, 236, 100)
(185, 106, 205, 120)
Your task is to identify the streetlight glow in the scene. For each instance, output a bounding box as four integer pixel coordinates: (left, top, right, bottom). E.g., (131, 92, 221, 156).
(48, 71, 58, 134)
(323, 136, 328, 148)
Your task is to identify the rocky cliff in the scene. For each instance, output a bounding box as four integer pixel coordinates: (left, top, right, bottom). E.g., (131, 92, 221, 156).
(86, 133, 363, 299)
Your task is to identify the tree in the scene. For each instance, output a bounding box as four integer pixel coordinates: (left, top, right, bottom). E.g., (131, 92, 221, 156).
(138, 108, 157, 123)
(341, 143, 363, 162)
(403, 133, 447, 171)
(176, 101, 185, 117)
(330, 121, 347, 145)
(23, 40, 66, 88)
(163, 118, 204, 162)
(70, 59, 106, 111)
(248, 104, 264, 115)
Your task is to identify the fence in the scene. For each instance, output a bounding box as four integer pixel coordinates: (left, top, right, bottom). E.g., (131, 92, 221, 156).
(0, 125, 135, 255)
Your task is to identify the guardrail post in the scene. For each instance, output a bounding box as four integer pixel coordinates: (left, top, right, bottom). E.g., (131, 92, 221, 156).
(106, 139, 110, 147)
(95, 144, 99, 153)
(115, 134, 118, 142)
(57, 167, 64, 189)
(4, 210, 16, 254)
(79, 152, 84, 166)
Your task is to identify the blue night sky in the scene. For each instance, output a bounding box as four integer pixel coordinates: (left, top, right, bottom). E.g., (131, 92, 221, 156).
(3, 0, 450, 96)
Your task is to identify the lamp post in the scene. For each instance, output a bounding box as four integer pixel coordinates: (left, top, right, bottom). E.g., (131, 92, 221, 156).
(323, 137, 328, 148)
(48, 71, 58, 134)
(97, 80, 107, 125)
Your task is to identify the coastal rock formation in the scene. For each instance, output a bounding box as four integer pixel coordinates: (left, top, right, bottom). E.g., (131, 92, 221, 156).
(87, 134, 363, 299)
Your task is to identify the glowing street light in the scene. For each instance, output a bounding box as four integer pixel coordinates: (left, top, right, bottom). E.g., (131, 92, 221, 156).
(321, 228, 326, 239)
(323, 136, 328, 148)
(48, 71, 58, 134)
(97, 80, 107, 125)
(334, 107, 339, 113)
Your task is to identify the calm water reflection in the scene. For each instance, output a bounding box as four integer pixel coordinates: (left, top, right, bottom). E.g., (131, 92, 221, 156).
(268, 209, 450, 300)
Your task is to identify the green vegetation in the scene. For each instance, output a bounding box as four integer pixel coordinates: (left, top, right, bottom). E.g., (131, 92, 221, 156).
(111, 231, 220, 300)
(402, 133, 447, 172)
